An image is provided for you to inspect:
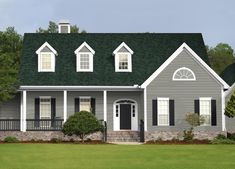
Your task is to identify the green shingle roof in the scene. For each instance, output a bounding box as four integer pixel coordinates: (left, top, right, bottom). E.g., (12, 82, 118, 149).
(20, 33, 208, 86)
(221, 63, 235, 86)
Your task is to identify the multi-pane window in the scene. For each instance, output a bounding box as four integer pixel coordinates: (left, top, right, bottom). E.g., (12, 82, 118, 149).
(80, 54, 90, 70)
(80, 97, 91, 112)
(173, 67, 196, 81)
(158, 98, 169, 126)
(200, 98, 211, 125)
(40, 53, 54, 71)
(118, 53, 129, 70)
(40, 98, 51, 119)
(77, 53, 93, 72)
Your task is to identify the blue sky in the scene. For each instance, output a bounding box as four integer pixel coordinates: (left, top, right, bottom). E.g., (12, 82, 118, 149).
(0, 0, 234, 49)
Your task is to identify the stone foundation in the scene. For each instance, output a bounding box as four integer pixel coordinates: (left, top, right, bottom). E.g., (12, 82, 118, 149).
(0, 131, 103, 141)
(145, 131, 226, 141)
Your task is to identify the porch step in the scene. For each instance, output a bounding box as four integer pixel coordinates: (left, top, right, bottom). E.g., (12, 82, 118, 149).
(107, 131, 140, 142)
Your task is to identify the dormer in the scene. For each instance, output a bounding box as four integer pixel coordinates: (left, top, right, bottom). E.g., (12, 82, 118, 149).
(36, 42, 57, 72)
(113, 42, 133, 72)
(74, 42, 95, 72)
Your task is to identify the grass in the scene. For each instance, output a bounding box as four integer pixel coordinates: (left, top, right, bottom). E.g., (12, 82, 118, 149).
(0, 144, 235, 169)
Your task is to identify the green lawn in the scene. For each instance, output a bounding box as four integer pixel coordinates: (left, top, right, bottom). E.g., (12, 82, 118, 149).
(0, 144, 235, 169)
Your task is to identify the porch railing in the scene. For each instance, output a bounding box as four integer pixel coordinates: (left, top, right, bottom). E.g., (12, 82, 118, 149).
(26, 119, 64, 131)
(0, 119, 20, 131)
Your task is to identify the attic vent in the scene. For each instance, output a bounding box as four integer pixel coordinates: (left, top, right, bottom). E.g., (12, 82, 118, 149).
(58, 20, 70, 33)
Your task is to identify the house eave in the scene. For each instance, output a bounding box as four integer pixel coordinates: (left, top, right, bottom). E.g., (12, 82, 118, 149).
(19, 85, 143, 91)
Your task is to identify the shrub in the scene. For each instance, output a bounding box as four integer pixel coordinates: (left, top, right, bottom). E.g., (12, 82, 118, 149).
(227, 133, 235, 141)
(62, 111, 103, 142)
(211, 138, 235, 144)
(4, 136, 19, 143)
(215, 134, 226, 140)
(183, 129, 194, 141)
(50, 138, 62, 143)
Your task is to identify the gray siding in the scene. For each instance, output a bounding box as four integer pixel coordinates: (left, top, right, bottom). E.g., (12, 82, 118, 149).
(107, 91, 143, 131)
(67, 91, 103, 120)
(146, 49, 223, 132)
(117, 46, 129, 53)
(41, 46, 52, 52)
(26, 91, 103, 120)
(226, 117, 235, 132)
(0, 93, 20, 119)
(26, 91, 64, 119)
(79, 46, 91, 52)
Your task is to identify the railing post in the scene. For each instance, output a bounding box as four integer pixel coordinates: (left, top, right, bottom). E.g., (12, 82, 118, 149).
(140, 119, 145, 142)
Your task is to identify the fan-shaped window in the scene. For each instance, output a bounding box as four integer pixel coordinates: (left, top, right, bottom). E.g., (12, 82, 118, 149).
(173, 67, 196, 81)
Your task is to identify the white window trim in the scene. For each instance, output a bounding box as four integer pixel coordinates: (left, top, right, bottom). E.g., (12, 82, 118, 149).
(38, 52, 55, 72)
(199, 97, 212, 126)
(76, 52, 93, 72)
(58, 24, 71, 33)
(172, 67, 196, 81)
(115, 52, 132, 72)
(39, 96, 51, 119)
(74, 42, 95, 72)
(79, 96, 91, 112)
(157, 97, 169, 126)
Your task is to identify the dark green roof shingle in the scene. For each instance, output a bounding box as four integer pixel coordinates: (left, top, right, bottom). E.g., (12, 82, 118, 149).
(20, 33, 208, 86)
(221, 63, 235, 86)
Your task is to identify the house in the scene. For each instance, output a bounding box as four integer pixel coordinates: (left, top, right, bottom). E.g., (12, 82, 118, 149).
(221, 63, 235, 132)
(0, 22, 232, 142)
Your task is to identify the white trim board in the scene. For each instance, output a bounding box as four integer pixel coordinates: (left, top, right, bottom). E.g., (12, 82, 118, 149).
(113, 42, 134, 55)
(141, 43, 230, 89)
(74, 42, 95, 55)
(36, 42, 58, 55)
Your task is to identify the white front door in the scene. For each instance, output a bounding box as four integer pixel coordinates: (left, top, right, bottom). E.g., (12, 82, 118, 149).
(113, 99, 138, 131)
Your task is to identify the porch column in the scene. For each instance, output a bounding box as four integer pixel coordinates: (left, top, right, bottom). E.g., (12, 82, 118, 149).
(103, 90, 107, 121)
(20, 90, 27, 132)
(63, 90, 67, 122)
(144, 88, 147, 131)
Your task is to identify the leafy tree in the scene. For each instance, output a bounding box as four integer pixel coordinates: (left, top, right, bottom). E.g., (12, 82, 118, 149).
(62, 111, 103, 142)
(225, 91, 235, 118)
(0, 27, 22, 103)
(207, 43, 235, 74)
(36, 21, 86, 33)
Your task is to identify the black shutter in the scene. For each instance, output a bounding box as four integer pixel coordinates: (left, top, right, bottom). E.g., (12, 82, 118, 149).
(152, 99, 157, 125)
(211, 99, 217, 126)
(51, 98, 56, 127)
(35, 98, 40, 127)
(169, 100, 175, 126)
(91, 98, 96, 115)
(75, 98, 80, 113)
(194, 100, 200, 115)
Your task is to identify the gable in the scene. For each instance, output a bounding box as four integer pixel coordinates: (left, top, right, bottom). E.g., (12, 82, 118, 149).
(117, 46, 129, 53)
(79, 46, 91, 52)
(141, 43, 229, 89)
(20, 33, 209, 86)
(41, 46, 52, 52)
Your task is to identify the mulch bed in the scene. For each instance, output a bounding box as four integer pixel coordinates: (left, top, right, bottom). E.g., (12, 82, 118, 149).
(145, 139, 211, 144)
(0, 140, 108, 144)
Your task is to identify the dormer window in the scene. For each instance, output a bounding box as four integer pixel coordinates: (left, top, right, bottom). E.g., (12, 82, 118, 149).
(74, 42, 95, 72)
(36, 42, 57, 72)
(113, 42, 133, 72)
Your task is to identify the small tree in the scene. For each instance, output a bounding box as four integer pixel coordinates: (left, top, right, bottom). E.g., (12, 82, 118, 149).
(184, 112, 205, 141)
(62, 111, 103, 142)
(225, 91, 235, 118)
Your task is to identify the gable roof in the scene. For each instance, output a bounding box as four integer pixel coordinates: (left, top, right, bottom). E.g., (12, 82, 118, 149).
(74, 42, 95, 54)
(20, 33, 209, 86)
(113, 42, 134, 55)
(141, 43, 229, 89)
(35, 42, 58, 55)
